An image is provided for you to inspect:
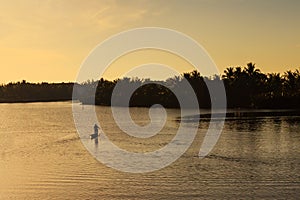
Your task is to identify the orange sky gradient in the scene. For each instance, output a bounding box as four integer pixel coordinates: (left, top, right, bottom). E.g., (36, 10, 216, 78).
(0, 0, 300, 83)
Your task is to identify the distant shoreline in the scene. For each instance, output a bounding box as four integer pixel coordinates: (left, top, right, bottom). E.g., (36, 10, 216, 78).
(1, 100, 300, 113)
(0, 99, 72, 104)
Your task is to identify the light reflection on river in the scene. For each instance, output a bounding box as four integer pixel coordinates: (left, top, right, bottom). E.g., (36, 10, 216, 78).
(0, 102, 299, 199)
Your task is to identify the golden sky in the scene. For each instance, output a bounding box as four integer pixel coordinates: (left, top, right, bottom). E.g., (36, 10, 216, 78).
(0, 0, 300, 83)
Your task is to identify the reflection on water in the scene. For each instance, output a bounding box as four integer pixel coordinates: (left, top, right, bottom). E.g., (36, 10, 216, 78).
(0, 102, 299, 199)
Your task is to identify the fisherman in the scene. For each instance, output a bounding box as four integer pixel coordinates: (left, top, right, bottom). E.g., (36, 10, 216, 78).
(94, 124, 99, 135)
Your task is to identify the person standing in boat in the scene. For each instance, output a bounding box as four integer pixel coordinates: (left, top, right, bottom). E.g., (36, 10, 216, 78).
(94, 124, 99, 136)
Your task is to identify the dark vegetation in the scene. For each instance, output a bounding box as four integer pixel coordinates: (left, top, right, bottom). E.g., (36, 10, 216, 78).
(1, 63, 300, 109)
(0, 80, 73, 103)
(222, 63, 300, 108)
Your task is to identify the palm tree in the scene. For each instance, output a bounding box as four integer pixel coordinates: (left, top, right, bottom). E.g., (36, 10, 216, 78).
(233, 67, 243, 79)
(244, 62, 260, 76)
(283, 70, 296, 95)
(191, 70, 201, 80)
(222, 67, 234, 80)
(266, 73, 283, 98)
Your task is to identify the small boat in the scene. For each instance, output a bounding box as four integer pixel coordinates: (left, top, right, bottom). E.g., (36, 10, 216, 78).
(89, 133, 98, 139)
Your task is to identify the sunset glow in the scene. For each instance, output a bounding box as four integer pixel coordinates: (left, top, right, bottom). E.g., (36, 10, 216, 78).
(1, 0, 299, 83)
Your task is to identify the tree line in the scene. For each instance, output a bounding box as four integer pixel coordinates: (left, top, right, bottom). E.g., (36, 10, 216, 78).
(1, 63, 300, 109)
(75, 62, 300, 109)
(222, 63, 300, 108)
(0, 80, 73, 103)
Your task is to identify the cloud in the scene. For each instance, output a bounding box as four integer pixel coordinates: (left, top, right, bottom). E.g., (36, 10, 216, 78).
(88, 1, 156, 30)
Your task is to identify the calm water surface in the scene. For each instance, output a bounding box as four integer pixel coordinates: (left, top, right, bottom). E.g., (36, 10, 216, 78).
(0, 102, 299, 199)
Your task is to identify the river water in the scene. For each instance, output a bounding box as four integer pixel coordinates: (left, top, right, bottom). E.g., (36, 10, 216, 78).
(0, 102, 299, 199)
